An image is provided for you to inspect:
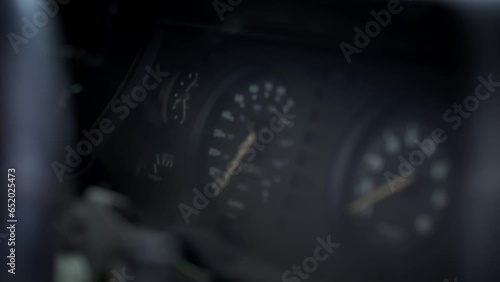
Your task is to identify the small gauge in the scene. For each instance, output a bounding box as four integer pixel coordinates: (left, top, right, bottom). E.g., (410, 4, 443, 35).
(161, 71, 199, 125)
(136, 152, 175, 182)
(342, 120, 453, 250)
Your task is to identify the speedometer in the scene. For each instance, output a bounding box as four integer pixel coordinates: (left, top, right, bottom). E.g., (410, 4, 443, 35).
(190, 70, 297, 239)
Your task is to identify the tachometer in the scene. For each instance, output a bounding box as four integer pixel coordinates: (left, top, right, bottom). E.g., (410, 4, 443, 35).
(341, 118, 453, 250)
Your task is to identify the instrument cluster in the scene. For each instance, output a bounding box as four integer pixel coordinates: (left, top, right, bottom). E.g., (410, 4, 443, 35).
(93, 5, 464, 280)
(95, 25, 461, 280)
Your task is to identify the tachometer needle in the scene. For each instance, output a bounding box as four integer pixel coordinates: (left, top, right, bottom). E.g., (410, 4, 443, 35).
(346, 174, 416, 215)
(215, 130, 257, 195)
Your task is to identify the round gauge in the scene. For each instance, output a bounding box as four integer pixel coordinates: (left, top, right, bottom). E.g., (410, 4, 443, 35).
(161, 71, 199, 125)
(193, 71, 297, 237)
(136, 152, 176, 182)
(342, 120, 453, 250)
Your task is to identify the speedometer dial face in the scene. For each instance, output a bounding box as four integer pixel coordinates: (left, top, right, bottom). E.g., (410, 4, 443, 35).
(344, 120, 453, 250)
(195, 72, 297, 237)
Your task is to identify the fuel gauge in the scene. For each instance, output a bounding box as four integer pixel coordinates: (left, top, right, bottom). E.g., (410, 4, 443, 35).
(136, 152, 176, 182)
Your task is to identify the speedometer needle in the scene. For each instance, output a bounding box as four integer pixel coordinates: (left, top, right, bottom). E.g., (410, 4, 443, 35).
(346, 174, 416, 215)
(215, 130, 257, 196)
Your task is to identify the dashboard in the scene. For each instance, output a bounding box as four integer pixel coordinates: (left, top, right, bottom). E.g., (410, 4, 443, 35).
(2, 1, 500, 282)
(96, 12, 463, 280)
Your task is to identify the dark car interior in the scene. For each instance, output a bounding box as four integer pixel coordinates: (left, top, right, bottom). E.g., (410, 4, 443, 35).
(1, 1, 500, 282)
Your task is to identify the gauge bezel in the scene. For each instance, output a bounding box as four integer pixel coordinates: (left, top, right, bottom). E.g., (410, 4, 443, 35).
(328, 97, 461, 257)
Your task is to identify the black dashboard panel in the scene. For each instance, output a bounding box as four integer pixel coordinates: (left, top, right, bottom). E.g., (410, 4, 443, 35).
(2, 1, 499, 282)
